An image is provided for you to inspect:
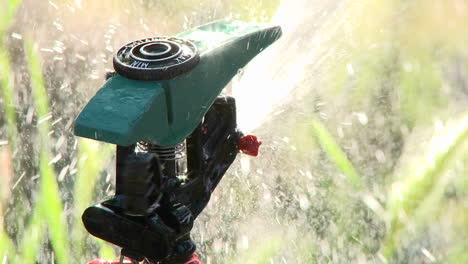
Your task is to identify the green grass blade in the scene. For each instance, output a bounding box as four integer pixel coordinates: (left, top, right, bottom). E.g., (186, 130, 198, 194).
(72, 139, 113, 258)
(383, 115, 468, 258)
(39, 151, 69, 264)
(0, 50, 17, 150)
(25, 37, 69, 264)
(73, 139, 113, 221)
(0, 227, 16, 263)
(0, 51, 16, 261)
(25, 40, 50, 123)
(19, 200, 45, 264)
(310, 118, 362, 188)
(0, 0, 21, 262)
(0, 0, 21, 36)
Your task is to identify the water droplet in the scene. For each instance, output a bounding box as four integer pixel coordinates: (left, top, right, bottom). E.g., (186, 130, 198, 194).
(356, 112, 368, 125)
(346, 63, 354, 75)
(11, 32, 22, 40)
(48, 153, 62, 165)
(48, 0, 58, 9)
(58, 166, 69, 182)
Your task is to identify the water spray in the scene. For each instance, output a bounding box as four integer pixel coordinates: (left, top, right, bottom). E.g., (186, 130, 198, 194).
(73, 20, 281, 264)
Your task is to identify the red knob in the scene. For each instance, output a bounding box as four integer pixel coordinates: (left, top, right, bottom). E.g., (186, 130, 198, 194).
(87, 260, 112, 264)
(238, 135, 262, 156)
(185, 252, 202, 264)
(87, 259, 131, 264)
(86, 253, 202, 264)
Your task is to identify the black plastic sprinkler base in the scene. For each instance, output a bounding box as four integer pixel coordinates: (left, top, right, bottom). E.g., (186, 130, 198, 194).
(82, 96, 249, 263)
(83, 205, 195, 263)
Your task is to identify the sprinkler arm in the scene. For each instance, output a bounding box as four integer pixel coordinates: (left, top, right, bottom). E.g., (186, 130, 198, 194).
(74, 20, 282, 146)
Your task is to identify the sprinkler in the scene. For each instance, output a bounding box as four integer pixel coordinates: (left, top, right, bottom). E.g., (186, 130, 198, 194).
(74, 20, 281, 264)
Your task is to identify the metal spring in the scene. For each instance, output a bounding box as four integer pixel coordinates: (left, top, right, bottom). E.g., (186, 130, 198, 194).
(137, 141, 186, 161)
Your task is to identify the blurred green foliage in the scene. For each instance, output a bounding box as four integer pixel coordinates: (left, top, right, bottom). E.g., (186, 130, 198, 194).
(0, 0, 467, 263)
(0, 0, 22, 262)
(310, 117, 362, 188)
(300, 0, 468, 262)
(23, 38, 69, 264)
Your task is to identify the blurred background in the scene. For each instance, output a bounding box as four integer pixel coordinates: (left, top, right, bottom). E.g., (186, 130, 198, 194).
(0, 0, 467, 263)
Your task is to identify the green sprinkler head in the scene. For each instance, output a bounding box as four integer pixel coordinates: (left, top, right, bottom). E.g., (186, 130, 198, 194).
(75, 20, 282, 263)
(74, 20, 282, 147)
